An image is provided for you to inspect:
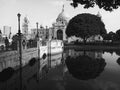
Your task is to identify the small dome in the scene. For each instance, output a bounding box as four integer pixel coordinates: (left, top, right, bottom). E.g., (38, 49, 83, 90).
(97, 11, 102, 18)
(56, 11, 67, 21)
(24, 17, 29, 24)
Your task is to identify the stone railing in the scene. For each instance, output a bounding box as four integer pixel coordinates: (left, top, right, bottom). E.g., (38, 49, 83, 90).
(0, 48, 38, 72)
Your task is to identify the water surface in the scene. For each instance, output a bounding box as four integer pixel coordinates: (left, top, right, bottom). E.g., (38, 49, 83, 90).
(0, 49, 120, 90)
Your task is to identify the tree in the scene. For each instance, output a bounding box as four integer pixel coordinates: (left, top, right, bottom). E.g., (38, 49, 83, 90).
(104, 31, 118, 41)
(103, 31, 114, 40)
(11, 34, 19, 50)
(117, 57, 120, 66)
(70, 0, 120, 11)
(66, 13, 107, 43)
(5, 37, 9, 50)
(116, 29, 120, 41)
(11, 33, 26, 50)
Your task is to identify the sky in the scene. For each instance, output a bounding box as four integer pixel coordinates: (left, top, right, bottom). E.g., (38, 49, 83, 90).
(0, 0, 120, 35)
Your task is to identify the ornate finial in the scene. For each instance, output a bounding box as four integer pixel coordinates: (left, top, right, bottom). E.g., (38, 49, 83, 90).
(62, 4, 64, 12)
(36, 22, 38, 28)
(46, 26, 48, 29)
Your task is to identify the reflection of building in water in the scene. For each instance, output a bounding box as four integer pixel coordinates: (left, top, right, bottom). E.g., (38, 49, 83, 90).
(45, 54, 67, 80)
(50, 53, 63, 68)
(67, 49, 102, 59)
(86, 51, 102, 59)
(68, 49, 84, 57)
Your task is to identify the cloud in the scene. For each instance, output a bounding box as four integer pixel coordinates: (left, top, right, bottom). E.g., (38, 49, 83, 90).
(0, 0, 17, 8)
(0, 0, 7, 8)
(50, 1, 64, 6)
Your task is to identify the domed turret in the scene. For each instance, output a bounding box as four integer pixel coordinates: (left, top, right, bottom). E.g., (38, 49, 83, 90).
(22, 16, 29, 35)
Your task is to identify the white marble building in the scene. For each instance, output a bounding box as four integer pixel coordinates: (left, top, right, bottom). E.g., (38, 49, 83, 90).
(87, 35, 103, 42)
(52, 5, 69, 41)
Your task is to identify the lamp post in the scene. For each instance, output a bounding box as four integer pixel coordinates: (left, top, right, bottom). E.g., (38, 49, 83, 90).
(36, 22, 40, 60)
(17, 13, 22, 90)
(36, 22, 40, 81)
(17, 13, 22, 67)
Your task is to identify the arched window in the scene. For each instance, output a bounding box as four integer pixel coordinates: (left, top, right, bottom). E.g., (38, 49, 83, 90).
(57, 30, 63, 40)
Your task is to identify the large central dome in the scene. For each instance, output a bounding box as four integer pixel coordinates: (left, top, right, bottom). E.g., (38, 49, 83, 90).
(56, 5, 69, 22)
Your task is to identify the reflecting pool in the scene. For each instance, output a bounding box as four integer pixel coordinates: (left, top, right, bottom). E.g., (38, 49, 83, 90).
(0, 49, 120, 90)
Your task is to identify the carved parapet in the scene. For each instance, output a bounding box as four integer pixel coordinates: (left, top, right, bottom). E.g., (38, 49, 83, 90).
(0, 51, 19, 72)
(0, 48, 38, 72)
(22, 48, 38, 65)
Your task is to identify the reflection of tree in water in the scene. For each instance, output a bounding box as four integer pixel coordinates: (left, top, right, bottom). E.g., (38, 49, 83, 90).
(117, 57, 120, 65)
(65, 54, 106, 80)
(115, 51, 120, 56)
(0, 67, 15, 82)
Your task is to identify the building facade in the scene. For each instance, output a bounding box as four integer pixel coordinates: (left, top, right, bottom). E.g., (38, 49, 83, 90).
(29, 6, 69, 41)
(87, 35, 103, 42)
(3, 26, 11, 39)
(68, 49, 102, 59)
(31, 25, 47, 40)
(0, 30, 4, 44)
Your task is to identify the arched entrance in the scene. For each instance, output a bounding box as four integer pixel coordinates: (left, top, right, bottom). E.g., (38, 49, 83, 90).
(57, 30, 63, 40)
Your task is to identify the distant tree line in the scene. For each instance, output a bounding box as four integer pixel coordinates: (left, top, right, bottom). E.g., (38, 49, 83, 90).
(103, 29, 120, 42)
(9, 34, 37, 50)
